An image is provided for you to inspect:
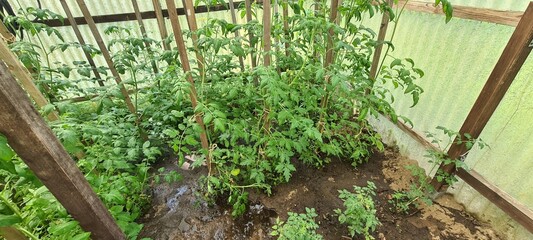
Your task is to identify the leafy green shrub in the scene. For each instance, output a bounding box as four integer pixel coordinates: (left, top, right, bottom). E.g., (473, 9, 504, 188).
(335, 182, 380, 239)
(271, 207, 323, 240)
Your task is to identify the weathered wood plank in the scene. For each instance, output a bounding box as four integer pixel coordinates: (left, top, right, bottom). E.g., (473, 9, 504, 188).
(399, 0, 523, 26)
(0, 21, 15, 43)
(0, 227, 27, 240)
(456, 168, 533, 233)
(0, 63, 125, 240)
(431, 2, 533, 191)
(75, 0, 137, 115)
(0, 39, 59, 121)
(59, 0, 105, 87)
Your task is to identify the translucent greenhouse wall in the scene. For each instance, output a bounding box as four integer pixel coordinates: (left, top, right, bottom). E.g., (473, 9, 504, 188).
(8, 0, 533, 238)
(368, 1, 533, 239)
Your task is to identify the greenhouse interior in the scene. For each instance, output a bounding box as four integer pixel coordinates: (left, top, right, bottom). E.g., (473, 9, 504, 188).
(0, 0, 532, 239)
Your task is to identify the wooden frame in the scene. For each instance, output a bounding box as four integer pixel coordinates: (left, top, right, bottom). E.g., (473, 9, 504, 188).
(0, 63, 125, 239)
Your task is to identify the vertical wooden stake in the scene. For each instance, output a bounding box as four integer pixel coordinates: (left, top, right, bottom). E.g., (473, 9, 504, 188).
(132, 0, 160, 75)
(0, 39, 59, 121)
(60, 0, 105, 87)
(245, 0, 257, 68)
(282, 0, 290, 57)
(431, 2, 533, 191)
(152, 0, 171, 51)
(228, 0, 245, 70)
(369, 0, 392, 80)
(324, 0, 339, 68)
(182, 0, 206, 75)
(263, 0, 272, 66)
(75, 0, 137, 116)
(165, 0, 211, 172)
(0, 63, 125, 240)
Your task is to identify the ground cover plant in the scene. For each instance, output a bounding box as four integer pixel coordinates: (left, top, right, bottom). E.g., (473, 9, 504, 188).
(0, 0, 454, 239)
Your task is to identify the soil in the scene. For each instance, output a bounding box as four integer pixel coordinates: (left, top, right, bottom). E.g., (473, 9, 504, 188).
(138, 147, 501, 240)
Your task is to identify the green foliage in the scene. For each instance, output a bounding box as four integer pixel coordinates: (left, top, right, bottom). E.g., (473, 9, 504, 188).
(271, 208, 324, 240)
(334, 182, 380, 239)
(390, 126, 488, 214)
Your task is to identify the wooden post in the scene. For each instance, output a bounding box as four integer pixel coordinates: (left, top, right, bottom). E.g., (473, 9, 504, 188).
(263, 0, 272, 66)
(369, 0, 392, 80)
(132, 0, 160, 75)
(431, 2, 533, 191)
(75, 0, 137, 115)
(228, 0, 245, 70)
(182, 0, 206, 75)
(0, 39, 59, 121)
(59, 0, 105, 87)
(282, 0, 289, 57)
(0, 227, 27, 240)
(152, 0, 171, 51)
(0, 21, 15, 43)
(245, 0, 257, 68)
(165, 0, 211, 172)
(0, 63, 125, 240)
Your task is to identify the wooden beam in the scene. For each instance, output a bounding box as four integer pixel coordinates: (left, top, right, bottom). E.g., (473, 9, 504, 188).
(165, 0, 211, 173)
(75, 0, 137, 115)
(456, 168, 533, 233)
(399, 0, 523, 26)
(182, 0, 205, 75)
(263, 0, 272, 66)
(0, 21, 15, 43)
(59, 0, 105, 87)
(282, 0, 289, 57)
(228, 0, 245, 70)
(0, 39, 59, 121)
(369, 0, 392, 80)
(0, 227, 27, 240)
(152, 0, 171, 51)
(0, 63, 125, 240)
(431, 2, 533, 191)
(39, 2, 245, 27)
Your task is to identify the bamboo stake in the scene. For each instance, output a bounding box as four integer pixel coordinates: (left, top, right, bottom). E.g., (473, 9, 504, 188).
(182, 0, 205, 75)
(0, 39, 59, 121)
(228, 0, 245, 70)
(245, 0, 257, 68)
(132, 0, 160, 75)
(152, 0, 171, 51)
(60, 0, 105, 87)
(165, 0, 211, 173)
(75, 0, 137, 115)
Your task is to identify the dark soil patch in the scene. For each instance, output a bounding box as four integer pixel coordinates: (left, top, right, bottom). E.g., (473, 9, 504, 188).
(138, 148, 500, 240)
